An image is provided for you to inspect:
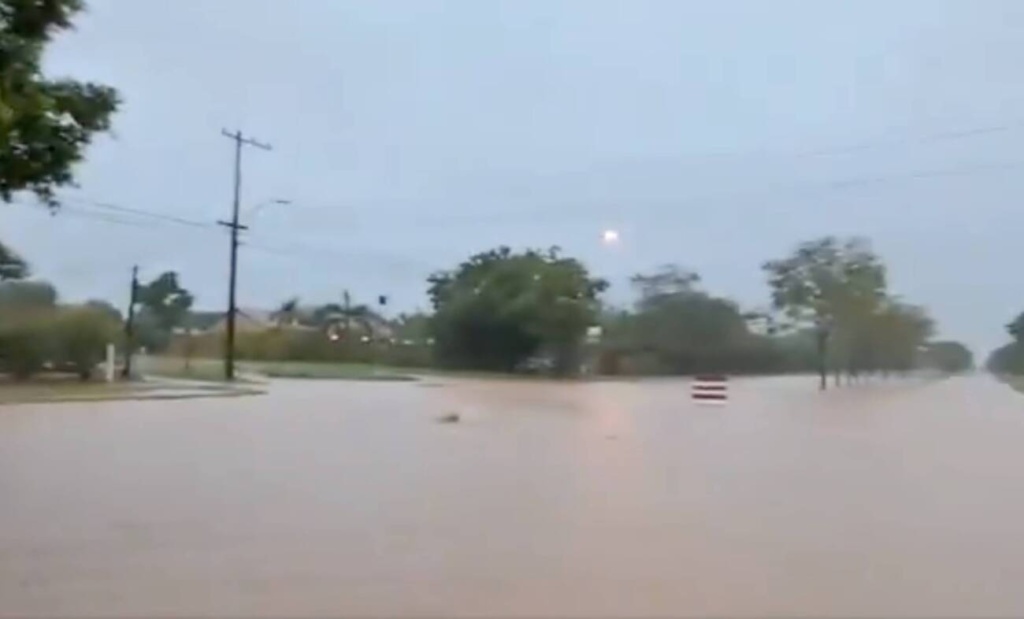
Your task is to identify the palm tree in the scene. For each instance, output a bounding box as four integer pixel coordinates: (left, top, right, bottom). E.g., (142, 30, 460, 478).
(314, 291, 382, 341)
(337, 289, 375, 340)
(272, 297, 300, 327)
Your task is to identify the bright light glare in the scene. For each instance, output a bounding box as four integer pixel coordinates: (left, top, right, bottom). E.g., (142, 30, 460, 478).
(602, 229, 620, 244)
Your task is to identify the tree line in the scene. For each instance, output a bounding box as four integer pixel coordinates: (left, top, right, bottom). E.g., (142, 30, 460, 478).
(0, 252, 206, 380)
(0, 230, 976, 384)
(0, 272, 120, 380)
(986, 312, 1024, 375)
(127, 235, 973, 385)
(420, 237, 973, 383)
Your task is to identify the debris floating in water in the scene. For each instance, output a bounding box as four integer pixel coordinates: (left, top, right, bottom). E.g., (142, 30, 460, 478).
(437, 412, 461, 424)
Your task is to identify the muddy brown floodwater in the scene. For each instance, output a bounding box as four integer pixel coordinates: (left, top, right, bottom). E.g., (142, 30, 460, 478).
(2, 374, 1024, 616)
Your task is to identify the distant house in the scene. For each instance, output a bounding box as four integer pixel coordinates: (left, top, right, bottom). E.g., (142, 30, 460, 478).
(361, 314, 396, 339)
(172, 308, 278, 335)
(172, 310, 223, 335)
(177, 306, 397, 339)
(210, 308, 275, 333)
(320, 311, 396, 340)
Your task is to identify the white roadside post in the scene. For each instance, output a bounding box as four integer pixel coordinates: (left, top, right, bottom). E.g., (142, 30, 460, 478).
(583, 325, 602, 375)
(105, 343, 116, 382)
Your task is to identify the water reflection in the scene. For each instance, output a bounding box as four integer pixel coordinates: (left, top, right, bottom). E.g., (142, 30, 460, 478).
(2, 376, 1024, 615)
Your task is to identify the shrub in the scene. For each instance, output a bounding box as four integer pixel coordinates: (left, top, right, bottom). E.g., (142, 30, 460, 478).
(167, 327, 436, 369)
(0, 316, 54, 379)
(52, 307, 120, 380)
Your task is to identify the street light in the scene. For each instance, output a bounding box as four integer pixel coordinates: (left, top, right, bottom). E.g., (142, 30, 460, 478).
(249, 198, 291, 218)
(601, 229, 620, 245)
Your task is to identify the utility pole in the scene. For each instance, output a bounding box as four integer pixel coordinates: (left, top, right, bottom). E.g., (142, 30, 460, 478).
(121, 265, 139, 379)
(219, 129, 271, 381)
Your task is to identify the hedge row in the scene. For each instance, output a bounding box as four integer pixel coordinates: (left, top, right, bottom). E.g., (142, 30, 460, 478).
(0, 307, 121, 380)
(167, 328, 434, 368)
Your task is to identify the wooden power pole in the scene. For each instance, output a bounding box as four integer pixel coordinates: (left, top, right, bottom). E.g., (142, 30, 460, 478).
(218, 129, 271, 381)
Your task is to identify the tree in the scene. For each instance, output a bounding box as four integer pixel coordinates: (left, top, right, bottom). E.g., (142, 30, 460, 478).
(134, 271, 192, 351)
(988, 341, 1024, 375)
(595, 265, 808, 376)
(922, 341, 974, 373)
(394, 311, 431, 342)
(0, 279, 57, 311)
(136, 271, 193, 331)
(271, 297, 300, 327)
(428, 246, 607, 374)
(1, 0, 120, 206)
(865, 300, 934, 375)
(312, 290, 378, 339)
(53, 305, 119, 379)
(0, 240, 28, 279)
(0, 313, 51, 379)
(0, 276, 58, 379)
(626, 265, 750, 372)
(989, 309, 1024, 375)
(1007, 312, 1024, 344)
(630, 264, 700, 301)
(83, 298, 122, 323)
(763, 236, 887, 389)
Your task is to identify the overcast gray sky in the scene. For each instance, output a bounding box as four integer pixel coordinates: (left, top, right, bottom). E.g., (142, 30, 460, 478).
(4, 0, 1023, 354)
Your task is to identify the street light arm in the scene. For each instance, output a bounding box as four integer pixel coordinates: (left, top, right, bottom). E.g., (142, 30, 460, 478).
(249, 198, 292, 218)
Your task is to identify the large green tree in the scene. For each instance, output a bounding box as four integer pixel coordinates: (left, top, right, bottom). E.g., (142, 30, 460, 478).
(863, 300, 934, 375)
(137, 271, 193, 331)
(597, 265, 813, 376)
(1, 0, 119, 206)
(922, 340, 974, 373)
(133, 271, 192, 351)
(622, 265, 753, 372)
(763, 236, 887, 389)
(989, 309, 1024, 375)
(427, 246, 607, 374)
(988, 341, 1024, 375)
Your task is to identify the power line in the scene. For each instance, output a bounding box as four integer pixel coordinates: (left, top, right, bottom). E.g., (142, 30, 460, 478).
(281, 159, 1024, 228)
(24, 115, 1021, 226)
(54, 206, 159, 230)
(31, 155, 1024, 243)
(283, 162, 1024, 229)
(26, 154, 1024, 264)
(787, 121, 1022, 160)
(22, 200, 437, 273)
(62, 197, 217, 230)
(272, 118, 1024, 217)
(242, 239, 439, 275)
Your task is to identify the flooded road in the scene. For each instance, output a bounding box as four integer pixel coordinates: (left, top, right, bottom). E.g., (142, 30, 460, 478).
(2, 374, 1024, 616)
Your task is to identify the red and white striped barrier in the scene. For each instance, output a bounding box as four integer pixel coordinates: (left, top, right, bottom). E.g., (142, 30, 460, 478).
(691, 374, 728, 404)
